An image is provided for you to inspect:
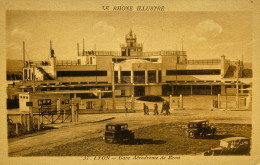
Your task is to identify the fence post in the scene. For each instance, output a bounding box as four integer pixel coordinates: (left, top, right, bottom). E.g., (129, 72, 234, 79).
(131, 95, 135, 112)
(38, 115, 41, 130)
(76, 105, 78, 122)
(218, 94, 221, 108)
(63, 109, 66, 122)
(169, 95, 173, 110)
(179, 94, 183, 109)
(71, 104, 75, 122)
(16, 123, 19, 135)
(57, 98, 61, 115)
(27, 115, 30, 132)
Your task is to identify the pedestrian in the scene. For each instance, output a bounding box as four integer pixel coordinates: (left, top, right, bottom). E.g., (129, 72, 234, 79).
(154, 103, 159, 115)
(161, 101, 165, 114)
(146, 105, 149, 115)
(143, 103, 146, 115)
(165, 101, 170, 116)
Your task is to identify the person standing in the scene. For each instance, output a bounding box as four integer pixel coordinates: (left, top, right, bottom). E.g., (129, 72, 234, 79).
(143, 103, 146, 115)
(154, 103, 159, 115)
(146, 105, 149, 115)
(165, 101, 170, 116)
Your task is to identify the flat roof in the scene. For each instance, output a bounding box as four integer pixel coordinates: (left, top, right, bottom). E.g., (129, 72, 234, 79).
(106, 123, 128, 126)
(188, 120, 209, 123)
(18, 90, 112, 95)
(221, 137, 249, 142)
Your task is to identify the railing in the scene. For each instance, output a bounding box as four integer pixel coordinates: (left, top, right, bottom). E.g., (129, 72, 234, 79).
(78, 51, 121, 56)
(142, 51, 187, 56)
(57, 60, 78, 66)
(148, 76, 156, 83)
(187, 59, 221, 65)
(120, 43, 143, 47)
(121, 76, 131, 83)
(134, 76, 145, 84)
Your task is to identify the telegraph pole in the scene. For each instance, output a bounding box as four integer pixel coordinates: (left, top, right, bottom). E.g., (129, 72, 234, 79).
(112, 62, 116, 111)
(32, 64, 36, 93)
(236, 61, 239, 109)
(23, 41, 25, 67)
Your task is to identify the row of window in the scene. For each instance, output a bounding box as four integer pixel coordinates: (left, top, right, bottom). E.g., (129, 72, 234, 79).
(166, 69, 221, 75)
(20, 96, 29, 99)
(57, 71, 107, 77)
(57, 70, 220, 77)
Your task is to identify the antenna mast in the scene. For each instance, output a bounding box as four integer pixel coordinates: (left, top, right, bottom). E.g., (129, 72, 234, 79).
(83, 39, 85, 56)
(77, 43, 79, 56)
(23, 41, 25, 67)
(181, 39, 183, 51)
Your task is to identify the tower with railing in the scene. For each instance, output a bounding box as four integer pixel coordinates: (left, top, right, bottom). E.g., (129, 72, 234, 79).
(120, 29, 143, 56)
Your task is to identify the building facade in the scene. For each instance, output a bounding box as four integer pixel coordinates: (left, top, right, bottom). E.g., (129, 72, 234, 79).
(14, 30, 252, 101)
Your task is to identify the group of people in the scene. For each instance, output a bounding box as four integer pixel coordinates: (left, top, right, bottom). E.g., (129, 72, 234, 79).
(143, 101, 170, 116)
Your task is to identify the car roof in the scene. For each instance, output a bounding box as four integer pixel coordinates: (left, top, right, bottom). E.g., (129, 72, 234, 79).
(188, 120, 209, 123)
(106, 123, 128, 126)
(220, 137, 249, 142)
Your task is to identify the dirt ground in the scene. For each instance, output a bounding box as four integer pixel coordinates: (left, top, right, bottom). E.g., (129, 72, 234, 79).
(26, 123, 251, 156)
(8, 108, 251, 156)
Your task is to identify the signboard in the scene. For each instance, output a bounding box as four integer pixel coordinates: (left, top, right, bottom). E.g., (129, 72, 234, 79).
(26, 102, 33, 106)
(226, 88, 237, 95)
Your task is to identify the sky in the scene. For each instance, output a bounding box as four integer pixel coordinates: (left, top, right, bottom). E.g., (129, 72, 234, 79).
(6, 11, 252, 62)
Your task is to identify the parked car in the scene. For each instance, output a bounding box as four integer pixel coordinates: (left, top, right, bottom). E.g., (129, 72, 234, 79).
(186, 120, 216, 138)
(104, 123, 135, 144)
(204, 137, 250, 156)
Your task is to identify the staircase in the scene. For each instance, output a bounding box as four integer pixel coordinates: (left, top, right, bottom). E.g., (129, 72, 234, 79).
(37, 67, 54, 80)
(224, 66, 236, 78)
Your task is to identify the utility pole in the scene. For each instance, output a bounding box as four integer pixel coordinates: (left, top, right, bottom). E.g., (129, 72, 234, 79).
(23, 41, 25, 67)
(112, 62, 116, 111)
(236, 60, 239, 109)
(32, 64, 36, 93)
(77, 43, 79, 56)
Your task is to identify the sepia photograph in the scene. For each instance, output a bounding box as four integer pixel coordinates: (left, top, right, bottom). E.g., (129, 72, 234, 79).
(1, 0, 260, 164)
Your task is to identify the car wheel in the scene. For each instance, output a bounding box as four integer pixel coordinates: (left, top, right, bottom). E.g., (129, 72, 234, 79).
(194, 132, 199, 139)
(188, 131, 196, 138)
(200, 131, 206, 138)
(129, 134, 135, 144)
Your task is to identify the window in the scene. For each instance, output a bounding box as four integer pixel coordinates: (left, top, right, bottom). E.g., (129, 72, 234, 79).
(38, 99, 51, 106)
(86, 101, 93, 109)
(166, 69, 221, 75)
(121, 90, 125, 96)
(107, 126, 115, 131)
(121, 125, 128, 130)
(57, 71, 107, 77)
(65, 99, 69, 104)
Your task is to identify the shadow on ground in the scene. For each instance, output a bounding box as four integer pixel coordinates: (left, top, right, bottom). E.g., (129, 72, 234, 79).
(121, 138, 166, 145)
(203, 134, 235, 140)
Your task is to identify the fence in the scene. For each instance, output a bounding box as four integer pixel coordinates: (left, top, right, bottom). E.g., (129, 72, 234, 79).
(188, 59, 221, 65)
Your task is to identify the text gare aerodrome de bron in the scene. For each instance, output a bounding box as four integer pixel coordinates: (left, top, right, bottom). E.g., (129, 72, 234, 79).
(103, 6, 165, 11)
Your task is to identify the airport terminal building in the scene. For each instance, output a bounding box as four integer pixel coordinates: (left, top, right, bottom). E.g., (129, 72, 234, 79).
(14, 30, 252, 100)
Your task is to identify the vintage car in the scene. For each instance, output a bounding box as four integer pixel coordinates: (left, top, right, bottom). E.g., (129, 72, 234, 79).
(186, 120, 216, 138)
(104, 123, 135, 144)
(204, 137, 250, 156)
